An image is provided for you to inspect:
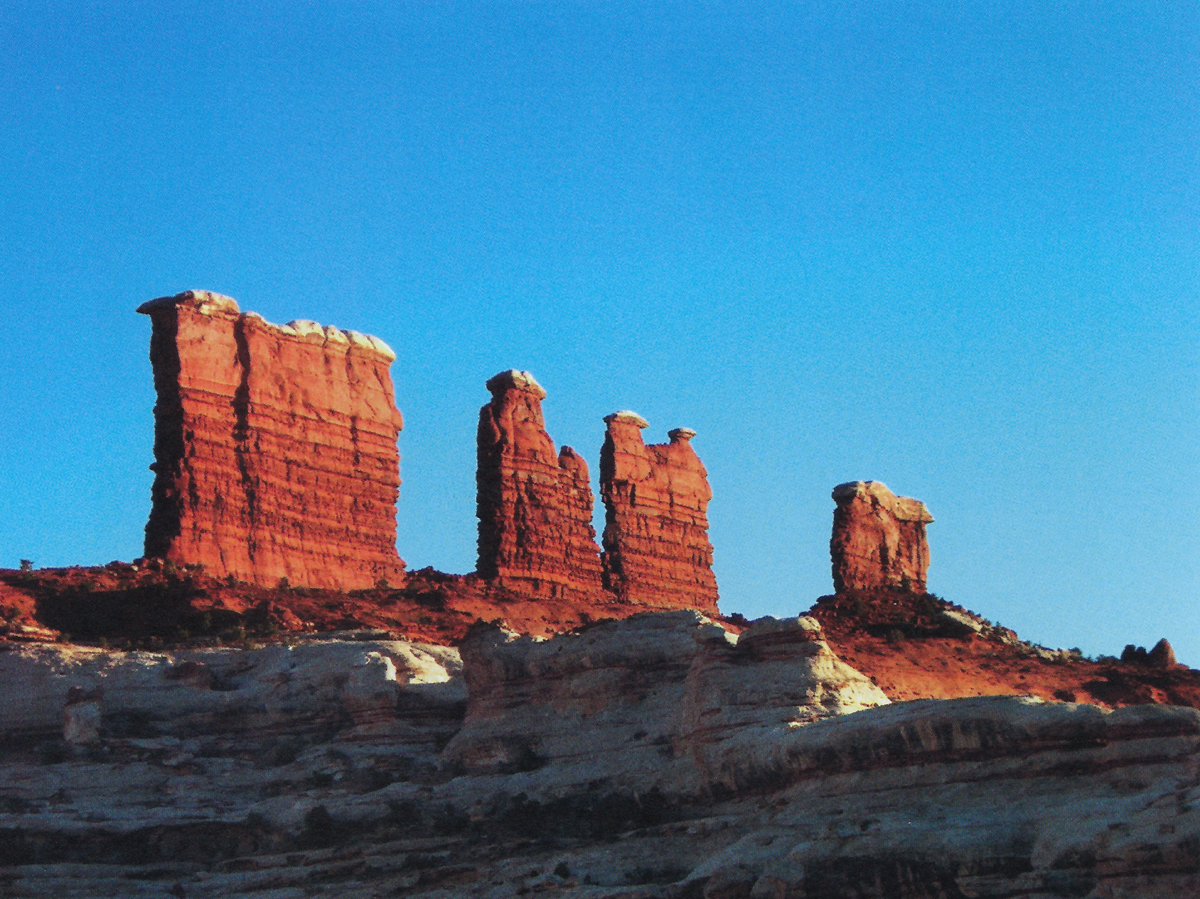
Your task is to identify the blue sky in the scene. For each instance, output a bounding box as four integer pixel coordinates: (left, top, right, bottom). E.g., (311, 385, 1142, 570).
(2, 2, 1197, 664)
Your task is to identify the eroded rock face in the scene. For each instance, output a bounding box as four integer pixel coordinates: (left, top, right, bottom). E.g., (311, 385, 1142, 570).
(139, 291, 405, 590)
(1, 625, 1198, 897)
(0, 637, 462, 746)
(475, 370, 604, 602)
(600, 414, 718, 613)
(831, 480, 932, 593)
(442, 611, 888, 788)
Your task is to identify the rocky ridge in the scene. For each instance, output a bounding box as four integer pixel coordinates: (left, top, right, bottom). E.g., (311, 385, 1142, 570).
(4, 296, 1198, 895)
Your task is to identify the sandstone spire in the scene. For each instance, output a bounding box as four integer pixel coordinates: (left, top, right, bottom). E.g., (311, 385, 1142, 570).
(475, 370, 604, 601)
(139, 290, 405, 590)
(600, 413, 718, 613)
(830, 481, 932, 593)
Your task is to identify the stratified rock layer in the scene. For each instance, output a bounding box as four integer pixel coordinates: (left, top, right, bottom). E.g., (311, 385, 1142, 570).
(444, 611, 889, 784)
(475, 370, 604, 602)
(831, 480, 932, 593)
(1, 621, 1198, 897)
(139, 291, 405, 590)
(600, 414, 718, 613)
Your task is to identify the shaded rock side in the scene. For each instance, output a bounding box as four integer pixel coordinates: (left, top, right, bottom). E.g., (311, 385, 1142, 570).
(475, 370, 604, 602)
(600, 414, 718, 613)
(831, 480, 932, 593)
(139, 291, 405, 590)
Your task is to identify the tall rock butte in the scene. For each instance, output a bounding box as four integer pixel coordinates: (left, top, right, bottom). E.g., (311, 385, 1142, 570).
(830, 480, 932, 593)
(475, 370, 605, 601)
(600, 412, 719, 613)
(139, 291, 405, 590)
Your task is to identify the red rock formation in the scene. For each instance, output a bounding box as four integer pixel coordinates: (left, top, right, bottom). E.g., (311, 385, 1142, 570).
(139, 290, 405, 590)
(830, 481, 931, 594)
(475, 370, 604, 601)
(600, 413, 719, 613)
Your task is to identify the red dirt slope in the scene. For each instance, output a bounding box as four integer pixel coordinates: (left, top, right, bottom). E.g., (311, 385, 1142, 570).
(2, 566, 1196, 711)
(809, 589, 1200, 710)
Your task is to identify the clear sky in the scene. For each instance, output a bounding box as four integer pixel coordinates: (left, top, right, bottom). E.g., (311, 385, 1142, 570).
(1, 2, 1197, 664)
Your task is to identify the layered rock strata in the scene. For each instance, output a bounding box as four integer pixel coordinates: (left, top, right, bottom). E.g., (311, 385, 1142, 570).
(831, 479, 933, 593)
(1, 621, 1198, 897)
(475, 370, 604, 601)
(139, 291, 405, 590)
(599, 414, 718, 613)
(444, 611, 889, 786)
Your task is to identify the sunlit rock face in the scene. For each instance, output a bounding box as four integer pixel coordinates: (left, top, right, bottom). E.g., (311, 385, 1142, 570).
(600, 413, 719, 613)
(830, 480, 933, 593)
(475, 370, 605, 602)
(139, 291, 405, 590)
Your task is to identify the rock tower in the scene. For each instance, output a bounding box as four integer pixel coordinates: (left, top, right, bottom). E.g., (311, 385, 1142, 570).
(830, 480, 932, 593)
(600, 412, 719, 613)
(475, 370, 604, 601)
(139, 291, 405, 590)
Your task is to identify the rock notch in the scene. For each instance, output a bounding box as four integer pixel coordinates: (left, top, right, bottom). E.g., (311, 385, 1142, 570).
(139, 290, 406, 590)
(475, 370, 604, 601)
(831, 480, 932, 593)
(600, 412, 719, 613)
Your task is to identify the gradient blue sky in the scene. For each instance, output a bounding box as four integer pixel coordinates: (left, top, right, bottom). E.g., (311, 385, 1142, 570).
(2, 2, 1197, 664)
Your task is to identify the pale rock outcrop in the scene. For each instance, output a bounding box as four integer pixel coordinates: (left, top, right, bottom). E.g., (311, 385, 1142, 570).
(831, 480, 933, 593)
(442, 611, 888, 792)
(1, 622, 1198, 897)
(62, 685, 102, 745)
(139, 290, 405, 590)
(600, 413, 719, 613)
(678, 615, 890, 785)
(0, 637, 462, 746)
(476, 370, 605, 601)
(444, 611, 702, 783)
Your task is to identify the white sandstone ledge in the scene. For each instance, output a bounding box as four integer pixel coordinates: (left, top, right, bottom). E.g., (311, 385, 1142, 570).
(138, 290, 397, 362)
(605, 410, 650, 428)
(486, 368, 547, 399)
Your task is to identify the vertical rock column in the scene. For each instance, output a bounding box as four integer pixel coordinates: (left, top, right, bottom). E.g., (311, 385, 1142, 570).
(600, 413, 719, 614)
(139, 290, 406, 590)
(830, 481, 932, 594)
(475, 370, 604, 601)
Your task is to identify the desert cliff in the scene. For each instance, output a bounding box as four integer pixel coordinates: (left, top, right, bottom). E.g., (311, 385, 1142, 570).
(0, 617, 1197, 897)
(0, 293, 1196, 897)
